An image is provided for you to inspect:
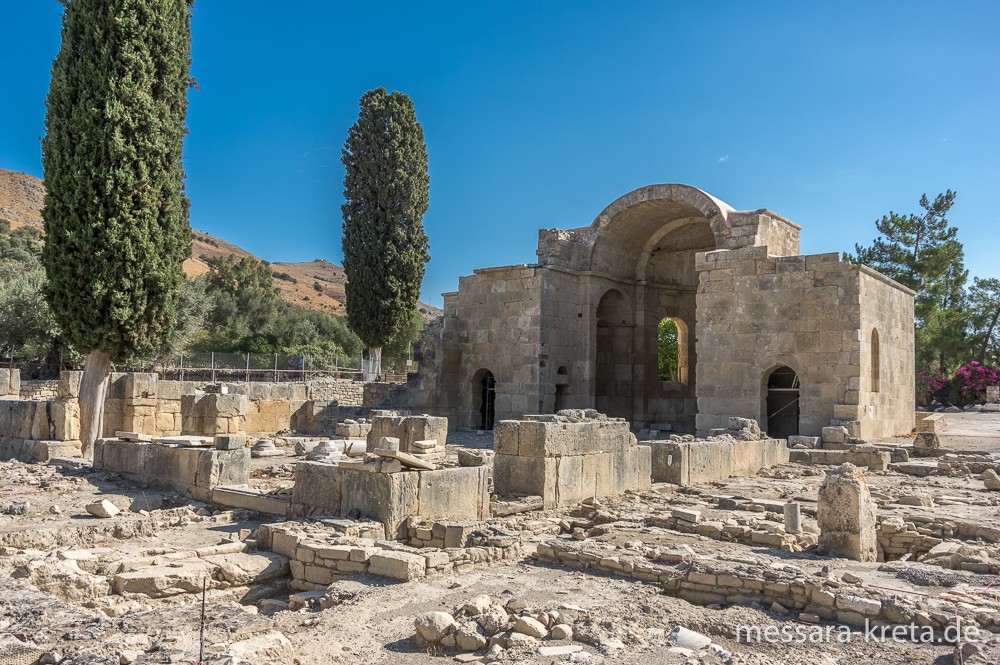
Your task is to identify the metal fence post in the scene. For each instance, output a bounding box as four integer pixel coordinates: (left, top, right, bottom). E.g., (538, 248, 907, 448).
(179, 353, 184, 382)
(245, 352, 250, 383)
(211, 351, 215, 383)
(274, 353, 278, 383)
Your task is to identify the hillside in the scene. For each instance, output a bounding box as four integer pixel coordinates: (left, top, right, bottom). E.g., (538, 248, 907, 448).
(0, 169, 441, 320)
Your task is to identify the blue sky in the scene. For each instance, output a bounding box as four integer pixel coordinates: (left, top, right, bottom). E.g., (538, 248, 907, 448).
(2, 1, 998, 307)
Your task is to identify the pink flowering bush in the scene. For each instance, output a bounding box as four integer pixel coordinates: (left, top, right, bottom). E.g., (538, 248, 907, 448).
(923, 361, 1000, 406)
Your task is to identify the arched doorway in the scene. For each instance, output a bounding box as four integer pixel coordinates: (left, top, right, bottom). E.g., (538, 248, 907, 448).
(765, 366, 800, 439)
(595, 289, 633, 420)
(472, 369, 496, 430)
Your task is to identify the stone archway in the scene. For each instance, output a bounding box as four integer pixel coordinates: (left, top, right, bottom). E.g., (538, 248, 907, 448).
(583, 186, 722, 430)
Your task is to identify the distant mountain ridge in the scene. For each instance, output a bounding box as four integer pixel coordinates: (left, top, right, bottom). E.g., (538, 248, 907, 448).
(0, 168, 441, 321)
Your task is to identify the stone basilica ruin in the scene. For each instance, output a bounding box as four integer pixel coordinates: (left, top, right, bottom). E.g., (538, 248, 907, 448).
(410, 184, 915, 441)
(6, 184, 1000, 665)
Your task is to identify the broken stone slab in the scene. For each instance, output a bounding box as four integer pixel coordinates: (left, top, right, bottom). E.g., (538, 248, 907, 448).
(411, 439, 438, 451)
(787, 435, 820, 448)
(374, 448, 437, 470)
(457, 448, 491, 467)
(490, 495, 544, 516)
(671, 508, 701, 523)
(538, 645, 583, 656)
(85, 499, 120, 519)
(115, 431, 152, 442)
(896, 493, 935, 507)
(214, 435, 247, 451)
(155, 435, 213, 447)
(339, 460, 377, 471)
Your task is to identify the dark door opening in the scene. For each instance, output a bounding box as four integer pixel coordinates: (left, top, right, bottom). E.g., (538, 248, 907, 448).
(766, 366, 799, 439)
(479, 371, 496, 430)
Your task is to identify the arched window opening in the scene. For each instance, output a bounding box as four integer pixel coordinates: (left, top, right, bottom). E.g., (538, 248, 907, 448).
(657, 317, 689, 383)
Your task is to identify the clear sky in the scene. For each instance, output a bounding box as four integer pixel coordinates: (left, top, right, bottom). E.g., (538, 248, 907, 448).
(2, 1, 998, 307)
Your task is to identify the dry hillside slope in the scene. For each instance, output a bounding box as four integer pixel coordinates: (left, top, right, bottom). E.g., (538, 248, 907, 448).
(0, 168, 441, 320)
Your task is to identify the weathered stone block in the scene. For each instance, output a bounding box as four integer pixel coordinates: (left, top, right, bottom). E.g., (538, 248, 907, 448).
(58, 371, 82, 399)
(368, 551, 426, 580)
(417, 466, 489, 522)
(817, 463, 877, 562)
(123, 373, 157, 399)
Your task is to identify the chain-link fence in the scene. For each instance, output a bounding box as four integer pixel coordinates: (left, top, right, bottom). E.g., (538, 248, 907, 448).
(3, 351, 413, 384)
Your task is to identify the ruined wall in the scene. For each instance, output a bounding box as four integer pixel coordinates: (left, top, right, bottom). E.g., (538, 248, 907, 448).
(17, 380, 58, 400)
(742, 210, 800, 257)
(857, 269, 916, 439)
(648, 437, 789, 485)
(695, 248, 867, 437)
(538, 268, 587, 414)
(92, 438, 250, 502)
(289, 462, 490, 539)
(408, 266, 544, 428)
(101, 375, 398, 438)
(493, 412, 651, 509)
(0, 370, 82, 461)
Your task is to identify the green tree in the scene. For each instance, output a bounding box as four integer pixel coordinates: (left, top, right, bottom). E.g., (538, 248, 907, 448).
(159, 277, 212, 359)
(847, 191, 967, 374)
(657, 318, 679, 381)
(968, 278, 1000, 366)
(341, 87, 430, 380)
(382, 307, 424, 372)
(41, 0, 193, 453)
(0, 224, 57, 358)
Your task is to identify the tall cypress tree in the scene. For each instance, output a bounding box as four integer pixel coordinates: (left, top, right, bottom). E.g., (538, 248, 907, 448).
(341, 88, 430, 380)
(42, 0, 193, 453)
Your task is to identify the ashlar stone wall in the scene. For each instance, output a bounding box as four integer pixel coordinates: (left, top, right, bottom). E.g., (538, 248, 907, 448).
(694, 247, 915, 439)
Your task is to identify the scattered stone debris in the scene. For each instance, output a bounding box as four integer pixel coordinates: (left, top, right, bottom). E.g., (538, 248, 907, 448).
(2, 365, 1000, 663)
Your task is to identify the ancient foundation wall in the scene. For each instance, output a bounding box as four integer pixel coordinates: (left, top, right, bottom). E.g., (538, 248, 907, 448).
(647, 437, 789, 485)
(92, 438, 250, 502)
(0, 370, 82, 461)
(100, 373, 400, 438)
(260, 519, 523, 589)
(493, 413, 651, 509)
(288, 462, 490, 539)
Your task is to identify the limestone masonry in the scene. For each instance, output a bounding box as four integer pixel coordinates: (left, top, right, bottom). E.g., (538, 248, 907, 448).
(405, 184, 915, 440)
